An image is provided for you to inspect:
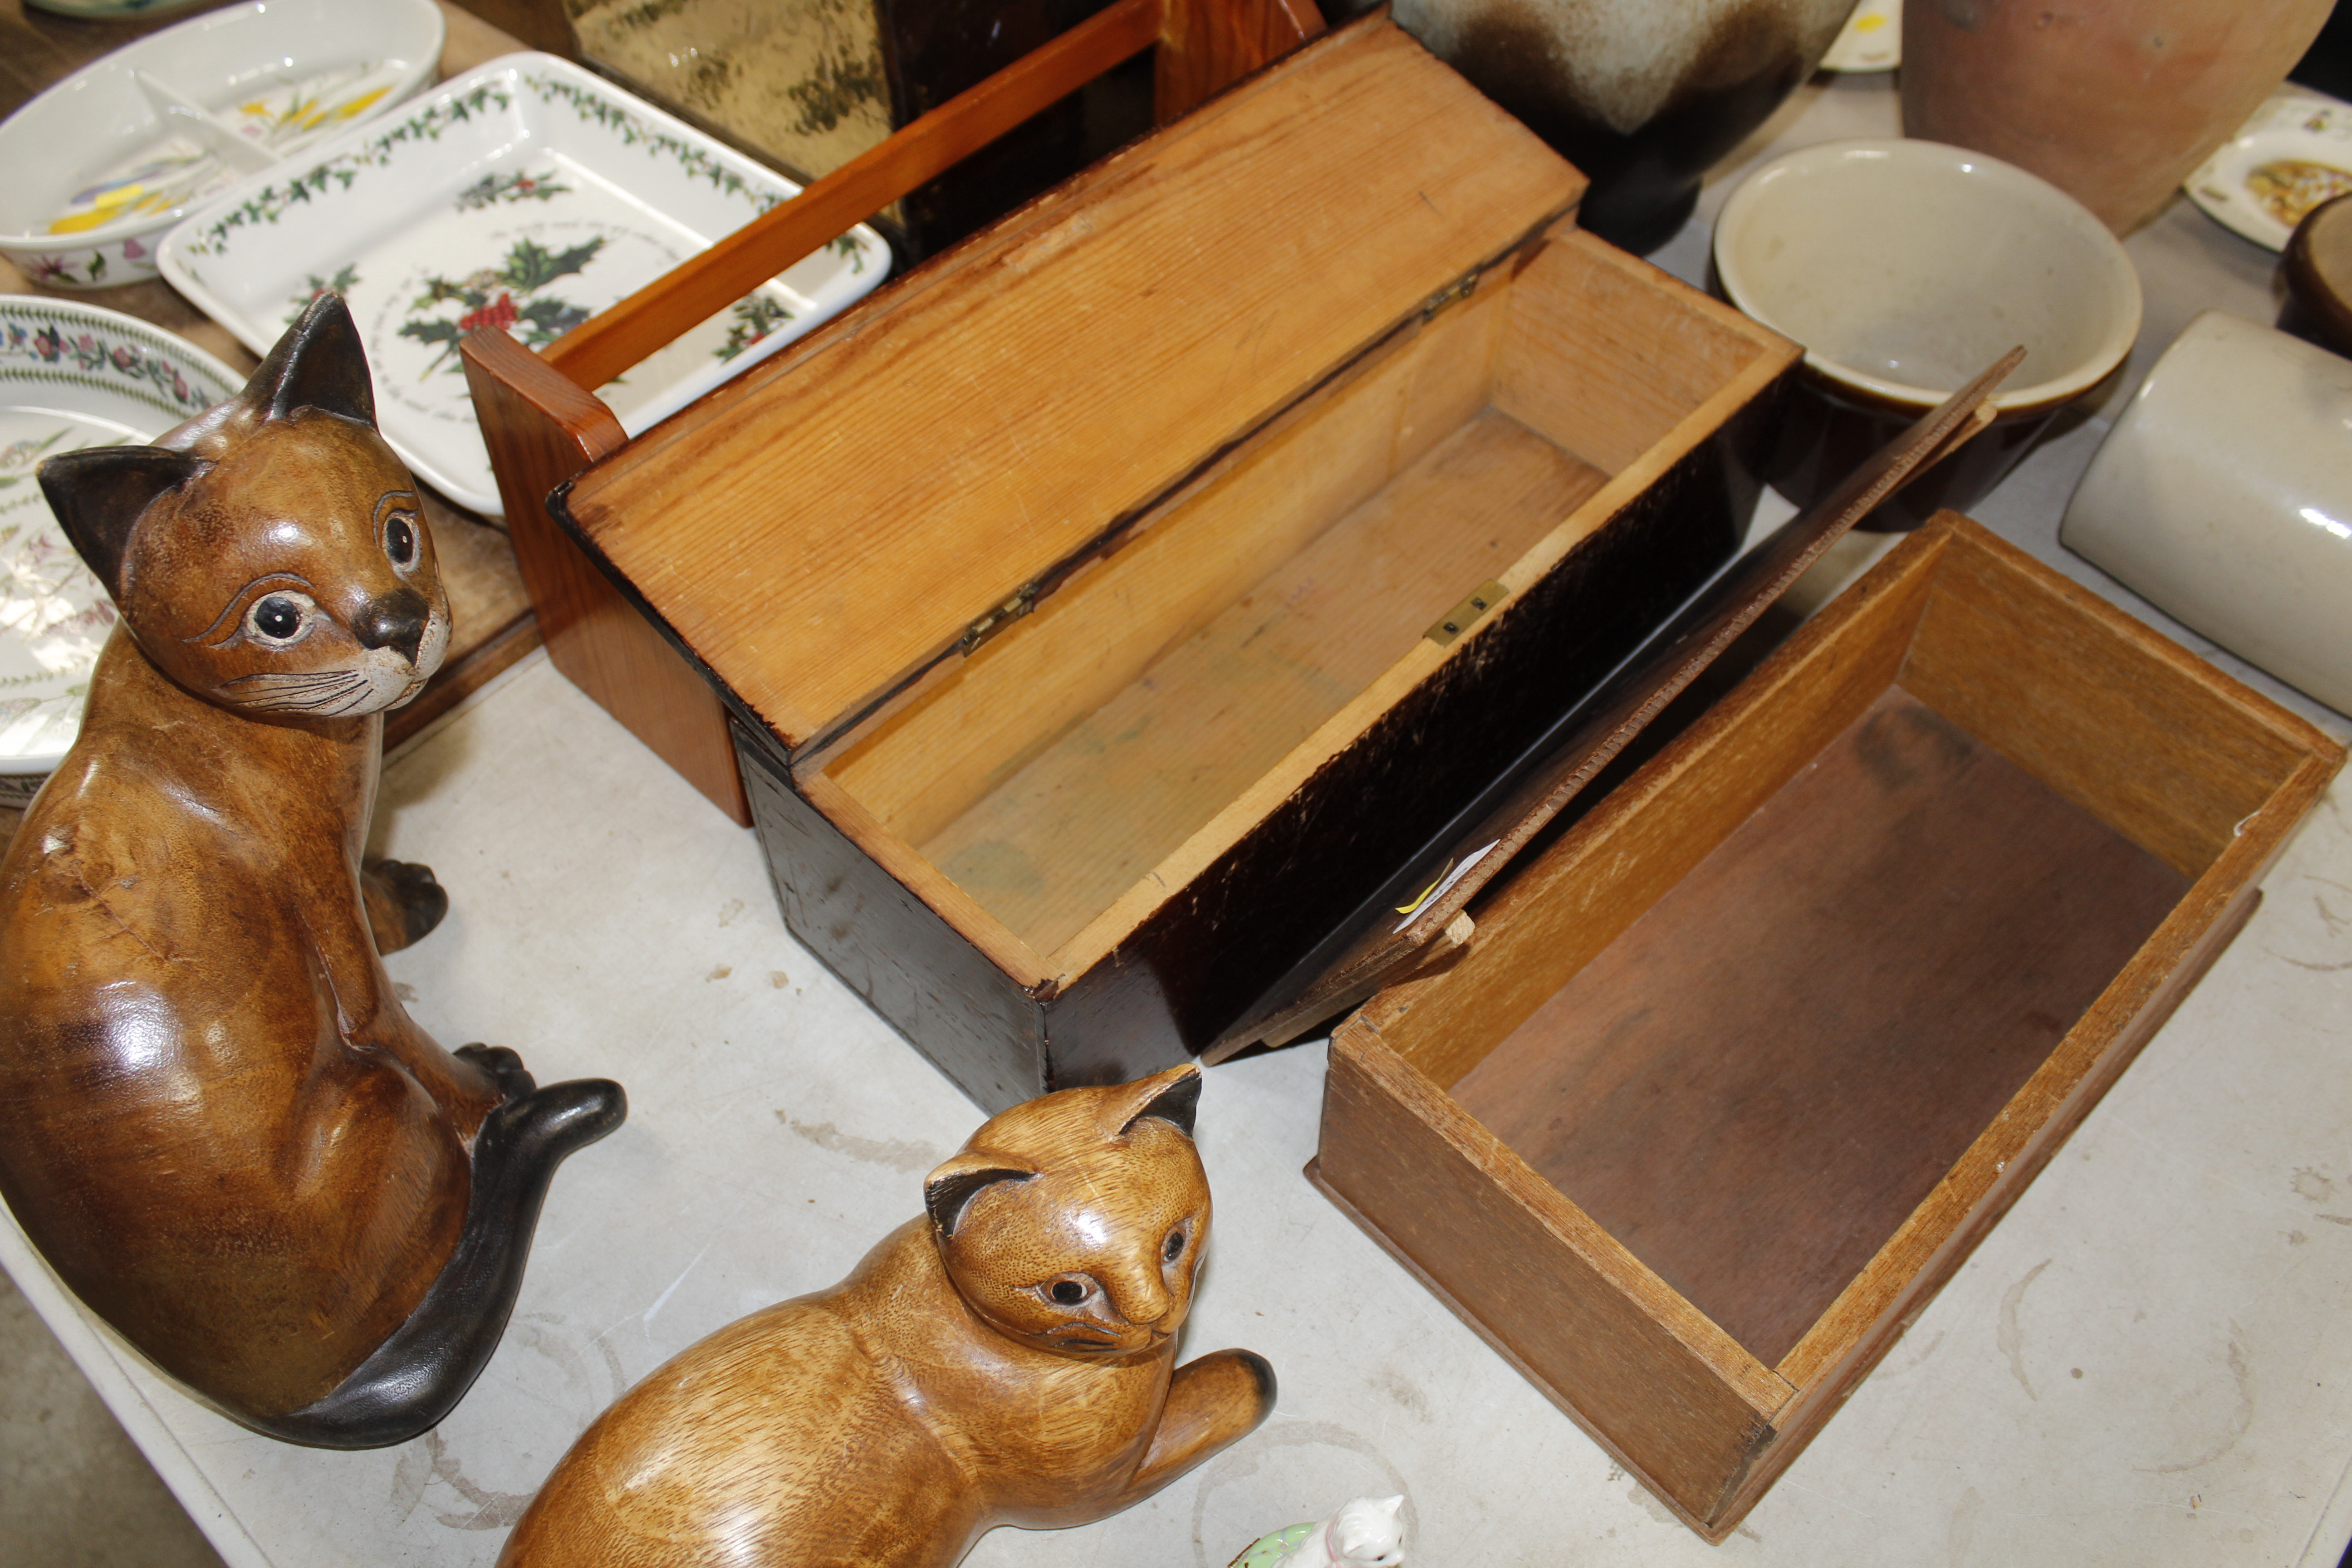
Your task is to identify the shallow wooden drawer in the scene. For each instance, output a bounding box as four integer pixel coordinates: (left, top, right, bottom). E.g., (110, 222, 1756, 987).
(564, 20, 1797, 1111)
(1310, 514, 2344, 1540)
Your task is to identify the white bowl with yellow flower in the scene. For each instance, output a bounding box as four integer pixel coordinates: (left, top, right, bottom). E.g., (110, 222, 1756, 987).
(0, 0, 441, 289)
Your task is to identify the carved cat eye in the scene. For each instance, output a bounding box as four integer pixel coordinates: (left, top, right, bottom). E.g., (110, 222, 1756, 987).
(1049, 1279, 1087, 1306)
(384, 514, 418, 567)
(1163, 1229, 1185, 1262)
(245, 591, 316, 647)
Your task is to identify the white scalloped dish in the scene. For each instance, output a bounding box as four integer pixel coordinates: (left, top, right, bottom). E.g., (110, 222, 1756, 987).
(2186, 89, 2352, 250)
(159, 53, 891, 517)
(0, 298, 243, 788)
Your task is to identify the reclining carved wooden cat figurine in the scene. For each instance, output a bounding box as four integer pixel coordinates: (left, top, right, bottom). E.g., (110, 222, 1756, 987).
(0, 294, 626, 1448)
(500, 1064, 1274, 1568)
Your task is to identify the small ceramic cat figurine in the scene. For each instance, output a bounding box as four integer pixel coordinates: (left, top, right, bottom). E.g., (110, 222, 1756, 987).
(0, 295, 625, 1448)
(1230, 1494, 1407, 1568)
(499, 1064, 1274, 1568)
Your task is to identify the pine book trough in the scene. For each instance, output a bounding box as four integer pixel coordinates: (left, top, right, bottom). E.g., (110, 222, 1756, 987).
(552, 18, 1801, 1111)
(1310, 514, 2346, 1540)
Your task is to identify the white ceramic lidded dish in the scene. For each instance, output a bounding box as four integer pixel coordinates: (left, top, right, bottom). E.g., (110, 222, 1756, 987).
(0, 298, 244, 793)
(0, 0, 443, 289)
(1713, 137, 2141, 529)
(158, 53, 892, 518)
(2061, 310, 2352, 716)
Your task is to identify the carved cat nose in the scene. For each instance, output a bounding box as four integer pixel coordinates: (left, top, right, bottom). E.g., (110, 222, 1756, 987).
(353, 588, 430, 664)
(1119, 1272, 1173, 1329)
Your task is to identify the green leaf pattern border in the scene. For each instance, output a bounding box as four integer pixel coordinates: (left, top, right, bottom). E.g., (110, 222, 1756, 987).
(180, 68, 877, 276)
(0, 301, 241, 426)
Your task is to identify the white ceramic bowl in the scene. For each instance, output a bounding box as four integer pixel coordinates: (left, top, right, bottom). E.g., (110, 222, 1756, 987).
(1714, 138, 2141, 413)
(0, 0, 442, 289)
(0, 297, 244, 789)
(2061, 310, 2352, 716)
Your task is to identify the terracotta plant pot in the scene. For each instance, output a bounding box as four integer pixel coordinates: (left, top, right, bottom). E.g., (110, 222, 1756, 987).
(1388, 0, 1855, 254)
(1901, 0, 2334, 235)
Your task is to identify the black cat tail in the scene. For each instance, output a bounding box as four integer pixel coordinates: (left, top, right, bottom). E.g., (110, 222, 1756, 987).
(243, 1059, 627, 1449)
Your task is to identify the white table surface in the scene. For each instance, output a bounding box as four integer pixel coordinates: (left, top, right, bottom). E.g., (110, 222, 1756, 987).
(7, 62, 2352, 1568)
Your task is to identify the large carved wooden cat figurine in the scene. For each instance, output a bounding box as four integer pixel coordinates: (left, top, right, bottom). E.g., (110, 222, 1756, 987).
(500, 1064, 1274, 1567)
(0, 295, 626, 1448)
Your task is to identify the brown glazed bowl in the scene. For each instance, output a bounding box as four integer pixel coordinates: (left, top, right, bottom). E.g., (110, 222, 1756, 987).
(2281, 191, 2352, 359)
(1386, 0, 1855, 255)
(1714, 139, 2142, 529)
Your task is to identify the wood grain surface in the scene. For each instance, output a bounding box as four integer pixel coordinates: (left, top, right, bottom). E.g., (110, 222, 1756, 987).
(1314, 514, 2347, 1539)
(470, 0, 1319, 824)
(1452, 687, 2188, 1364)
(458, 329, 750, 823)
(564, 19, 1584, 753)
(916, 410, 1607, 956)
(819, 282, 1517, 849)
(498, 1068, 1274, 1568)
(0, 300, 624, 1444)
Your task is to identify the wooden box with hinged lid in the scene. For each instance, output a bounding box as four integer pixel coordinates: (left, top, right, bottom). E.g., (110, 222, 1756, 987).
(551, 17, 1799, 1111)
(1308, 513, 2346, 1540)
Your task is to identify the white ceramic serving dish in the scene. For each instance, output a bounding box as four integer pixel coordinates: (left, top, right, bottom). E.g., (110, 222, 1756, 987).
(0, 0, 443, 289)
(2061, 310, 2352, 717)
(1715, 138, 2141, 413)
(0, 297, 243, 790)
(160, 53, 892, 518)
(1821, 0, 1898, 73)
(2186, 89, 2352, 251)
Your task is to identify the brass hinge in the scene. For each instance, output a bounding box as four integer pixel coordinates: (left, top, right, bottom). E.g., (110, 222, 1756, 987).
(960, 584, 1037, 655)
(1421, 270, 1479, 320)
(1424, 579, 1506, 647)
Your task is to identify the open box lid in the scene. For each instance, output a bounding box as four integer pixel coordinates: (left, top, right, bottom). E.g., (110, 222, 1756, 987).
(558, 18, 1586, 757)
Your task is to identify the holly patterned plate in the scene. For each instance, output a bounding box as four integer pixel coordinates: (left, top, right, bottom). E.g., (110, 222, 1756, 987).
(158, 53, 891, 517)
(0, 298, 242, 785)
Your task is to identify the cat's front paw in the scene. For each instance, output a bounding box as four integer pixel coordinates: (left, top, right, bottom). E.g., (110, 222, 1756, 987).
(363, 858, 449, 952)
(1132, 1347, 1278, 1495)
(455, 1043, 537, 1103)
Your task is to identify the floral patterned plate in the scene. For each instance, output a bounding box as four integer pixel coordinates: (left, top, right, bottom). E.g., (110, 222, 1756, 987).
(0, 298, 242, 787)
(0, 0, 442, 289)
(158, 53, 892, 517)
(2187, 89, 2352, 251)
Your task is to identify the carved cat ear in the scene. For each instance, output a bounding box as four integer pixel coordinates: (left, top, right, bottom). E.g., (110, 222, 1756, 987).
(923, 1153, 1036, 1237)
(1109, 1065, 1202, 1141)
(37, 446, 209, 600)
(244, 292, 376, 428)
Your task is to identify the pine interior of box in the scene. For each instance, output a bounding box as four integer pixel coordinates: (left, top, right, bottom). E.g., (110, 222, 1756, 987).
(806, 233, 1767, 971)
(1366, 522, 2322, 1366)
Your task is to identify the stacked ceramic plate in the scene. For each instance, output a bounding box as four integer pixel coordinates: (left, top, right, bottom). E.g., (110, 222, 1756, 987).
(0, 299, 243, 796)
